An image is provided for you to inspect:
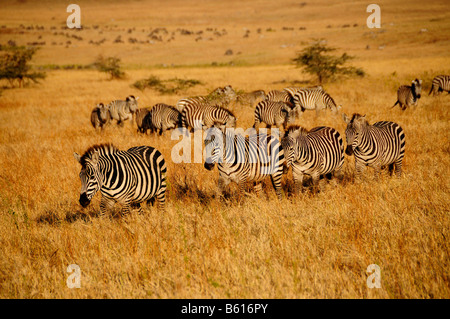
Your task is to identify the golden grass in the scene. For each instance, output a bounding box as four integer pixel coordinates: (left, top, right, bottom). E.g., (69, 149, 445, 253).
(0, 0, 449, 299)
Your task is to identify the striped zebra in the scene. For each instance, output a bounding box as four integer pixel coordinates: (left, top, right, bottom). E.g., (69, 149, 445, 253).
(90, 103, 111, 130)
(236, 90, 265, 108)
(73, 144, 167, 216)
(281, 125, 344, 193)
(265, 90, 293, 104)
(283, 86, 323, 99)
(181, 99, 236, 131)
(392, 79, 422, 110)
(176, 96, 207, 113)
(107, 95, 139, 126)
(342, 113, 405, 178)
(135, 107, 151, 133)
(429, 75, 450, 96)
(145, 103, 182, 135)
(204, 126, 285, 199)
(292, 89, 340, 115)
(253, 100, 295, 131)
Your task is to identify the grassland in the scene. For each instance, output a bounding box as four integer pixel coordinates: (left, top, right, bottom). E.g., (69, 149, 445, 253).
(0, 0, 449, 299)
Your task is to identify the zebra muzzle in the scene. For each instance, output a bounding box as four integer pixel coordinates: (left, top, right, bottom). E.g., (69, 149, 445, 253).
(204, 162, 215, 171)
(345, 145, 354, 156)
(79, 193, 91, 208)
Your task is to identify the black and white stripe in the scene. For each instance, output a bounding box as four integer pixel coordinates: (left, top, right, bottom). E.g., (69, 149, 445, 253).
(343, 113, 405, 178)
(392, 79, 422, 110)
(204, 127, 285, 199)
(429, 75, 450, 96)
(253, 100, 294, 131)
(292, 88, 340, 115)
(265, 90, 293, 104)
(181, 99, 236, 131)
(74, 144, 167, 215)
(107, 95, 139, 126)
(281, 125, 344, 193)
(145, 103, 182, 135)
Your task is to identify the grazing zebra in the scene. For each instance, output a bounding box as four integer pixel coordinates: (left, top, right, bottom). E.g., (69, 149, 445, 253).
(429, 75, 450, 95)
(253, 100, 295, 131)
(176, 96, 207, 112)
(203, 126, 285, 199)
(392, 79, 422, 110)
(135, 107, 151, 133)
(265, 90, 294, 104)
(107, 95, 140, 126)
(73, 144, 167, 216)
(283, 86, 323, 99)
(181, 100, 236, 131)
(342, 113, 405, 179)
(292, 89, 340, 115)
(207, 85, 237, 108)
(145, 103, 182, 135)
(281, 125, 344, 193)
(90, 103, 111, 130)
(236, 90, 265, 107)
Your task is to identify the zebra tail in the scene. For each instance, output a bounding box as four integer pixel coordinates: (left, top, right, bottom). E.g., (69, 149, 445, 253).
(391, 100, 399, 108)
(428, 86, 434, 95)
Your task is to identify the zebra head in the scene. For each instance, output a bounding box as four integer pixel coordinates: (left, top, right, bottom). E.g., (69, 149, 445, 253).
(411, 79, 422, 100)
(97, 103, 110, 122)
(343, 113, 367, 156)
(281, 125, 307, 169)
(126, 95, 139, 113)
(74, 150, 102, 208)
(203, 126, 224, 170)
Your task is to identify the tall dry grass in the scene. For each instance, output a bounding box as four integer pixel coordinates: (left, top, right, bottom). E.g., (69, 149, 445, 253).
(0, 0, 449, 299)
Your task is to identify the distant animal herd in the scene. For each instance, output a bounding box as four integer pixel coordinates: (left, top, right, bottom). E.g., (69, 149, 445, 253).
(76, 74, 449, 216)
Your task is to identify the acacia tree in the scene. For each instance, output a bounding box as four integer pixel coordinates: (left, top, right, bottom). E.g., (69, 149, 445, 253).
(93, 55, 126, 80)
(292, 39, 365, 84)
(0, 45, 46, 88)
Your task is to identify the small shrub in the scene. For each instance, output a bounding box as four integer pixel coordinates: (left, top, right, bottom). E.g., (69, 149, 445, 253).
(132, 75, 202, 94)
(93, 55, 125, 80)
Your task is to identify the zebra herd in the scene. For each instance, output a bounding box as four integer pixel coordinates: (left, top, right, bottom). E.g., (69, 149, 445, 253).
(76, 75, 448, 216)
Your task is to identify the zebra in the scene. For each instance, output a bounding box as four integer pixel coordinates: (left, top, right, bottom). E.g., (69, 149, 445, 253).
(283, 86, 323, 99)
(135, 107, 151, 133)
(281, 125, 344, 194)
(181, 100, 236, 131)
(342, 113, 405, 179)
(176, 96, 207, 113)
(90, 103, 111, 130)
(253, 100, 295, 132)
(236, 90, 265, 108)
(73, 143, 167, 216)
(107, 95, 139, 126)
(203, 126, 285, 199)
(392, 79, 422, 110)
(206, 85, 237, 108)
(292, 89, 340, 116)
(265, 90, 294, 104)
(145, 103, 182, 135)
(429, 75, 450, 96)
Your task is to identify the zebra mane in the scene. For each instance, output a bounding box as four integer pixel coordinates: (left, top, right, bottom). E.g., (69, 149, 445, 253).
(350, 113, 368, 126)
(285, 125, 308, 138)
(80, 143, 118, 166)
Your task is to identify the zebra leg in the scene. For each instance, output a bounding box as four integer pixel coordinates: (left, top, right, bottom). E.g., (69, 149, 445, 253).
(131, 202, 144, 215)
(156, 189, 166, 212)
(99, 197, 114, 217)
(292, 167, 304, 195)
(394, 158, 403, 177)
(270, 174, 283, 200)
(253, 182, 263, 197)
(311, 173, 320, 193)
(217, 176, 230, 199)
(354, 160, 365, 181)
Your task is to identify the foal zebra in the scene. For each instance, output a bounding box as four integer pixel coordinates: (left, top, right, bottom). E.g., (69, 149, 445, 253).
(281, 125, 344, 193)
(145, 103, 182, 135)
(204, 126, 285, 199)
(253, 100, 295, 131)
(90, 103, 111, 130)
(292, 89, 340, 115)
(74, 144, 167, 216)
(343, 113, 405, 179)
(429, 75, 450, 95)
(107, 95, 139, 126)
(181, 100, 236, 131)
(392, 79, 422, 110)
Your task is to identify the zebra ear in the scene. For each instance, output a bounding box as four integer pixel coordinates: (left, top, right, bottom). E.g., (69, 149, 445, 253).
(342, 113, 350, 124)
(73, 152, 81, 163)
(135, 96, 139, 101)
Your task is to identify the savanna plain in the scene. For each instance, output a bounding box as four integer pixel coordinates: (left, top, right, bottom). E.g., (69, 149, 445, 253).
(0, 0, 449, 298)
